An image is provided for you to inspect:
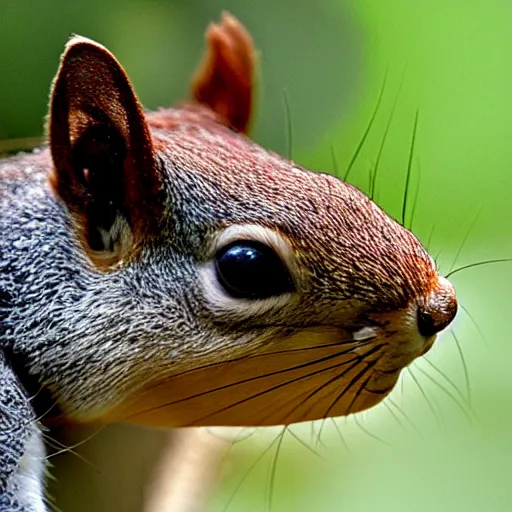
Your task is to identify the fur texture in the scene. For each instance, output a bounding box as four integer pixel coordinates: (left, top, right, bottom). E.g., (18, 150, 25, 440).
(0, 352, 45, 511)
(0, 13, 457, 510)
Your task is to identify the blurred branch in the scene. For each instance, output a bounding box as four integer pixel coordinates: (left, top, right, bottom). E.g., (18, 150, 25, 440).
(144, 428, 239, 512)
(0, 136, 43, 156)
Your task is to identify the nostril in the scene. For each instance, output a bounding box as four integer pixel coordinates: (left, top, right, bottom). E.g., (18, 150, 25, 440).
(417, 277, 458, 338)
(417, 307, 445, 338)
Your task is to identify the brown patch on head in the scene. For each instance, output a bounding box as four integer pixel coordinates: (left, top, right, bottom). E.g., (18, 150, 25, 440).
(147, 104, 227, 135)
(48, 36, 162, 269)
(191, 12, 257, 134)
(149, 111, 439, 311)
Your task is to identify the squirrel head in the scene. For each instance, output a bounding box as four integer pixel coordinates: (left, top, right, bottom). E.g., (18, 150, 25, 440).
(44, 13, 457, 427)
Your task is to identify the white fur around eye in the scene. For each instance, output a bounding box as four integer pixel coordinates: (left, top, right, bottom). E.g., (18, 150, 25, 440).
(198, 224, 297, 317)
(212, 224, 296, 270)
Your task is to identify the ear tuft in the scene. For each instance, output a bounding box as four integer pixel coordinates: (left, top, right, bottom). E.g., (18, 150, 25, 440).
(49, 35, 162, 268)
(191, 12, 257, 134)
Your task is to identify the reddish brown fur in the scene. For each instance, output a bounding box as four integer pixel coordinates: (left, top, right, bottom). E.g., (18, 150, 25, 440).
(147, 108, 439, 310)
(49, 38, 163, 268)
(191, 12, 256, 134)
(47, 14, 258, 269)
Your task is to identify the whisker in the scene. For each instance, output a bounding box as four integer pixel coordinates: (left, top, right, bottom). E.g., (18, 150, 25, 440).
(387, 397, 423, 438)
(296, 345, 384, 423)
(459, 302, 487, 346)
(408, 156, 421, 232)
(136, 339, 359, 398)
(27, 383, 51, 404)
(445, 258, 512, 279)
(197, 354, 366, 425)
(400, 374, 406, 403)
(407, 366, 442, 430)
(222, 434, 282, 512)
(324, 356, 382, 420)
(286, 427, 325, 460)
(413, 365, 473, 424)
(266, 428, 286, 512)
(33, 401, 60, 425)
(426, 223, 436, 253)
(434, 218, 464, 263)
(314, 356, 382, 441)
(132, 343, 367, 422)
(344, 69, 388, 182)
(45, 425, 107, 463)
(401, 109, 419, 227)
(330, 418, 350, 453)
(451, 329, 472, 406)
(255, 385, 322, 427)
(206, 426, 255, 445)
(447, 206, 482, 275)
(345, 372, 375, 415)
(42, 433, 97, 469)
(254, 347, 383, 429)
(354, 414, 391, 446)
(218, 428, 255, 467)
(314, 418, 329, 448)
(370, 67, 406, 200)
(282, 88, 293, 160)
(309, 421, 316, 444)
(343, 374, 390, 446)
(382, 400, 407, 432)
(314, 420, 329, 450)
(422, 356, 468, 405)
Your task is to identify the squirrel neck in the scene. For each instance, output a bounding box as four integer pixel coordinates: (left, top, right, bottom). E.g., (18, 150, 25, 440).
(0, 350, 46, 511)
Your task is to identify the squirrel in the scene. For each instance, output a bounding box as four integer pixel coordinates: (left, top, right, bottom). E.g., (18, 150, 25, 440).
(0, 12, 458, 511)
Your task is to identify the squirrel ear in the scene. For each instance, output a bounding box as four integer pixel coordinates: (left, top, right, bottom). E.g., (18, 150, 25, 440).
(191, 12, 257, 134)
(49, 36, 161, 268)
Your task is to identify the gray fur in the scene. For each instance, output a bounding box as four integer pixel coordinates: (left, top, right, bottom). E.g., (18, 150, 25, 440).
(0, 351, 45, 511)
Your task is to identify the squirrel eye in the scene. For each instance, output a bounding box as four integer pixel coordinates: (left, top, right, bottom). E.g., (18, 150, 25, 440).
(215, 240, 294, 299)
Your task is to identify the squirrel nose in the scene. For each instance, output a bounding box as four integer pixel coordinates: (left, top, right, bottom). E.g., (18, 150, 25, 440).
(417, 277, 457, 338)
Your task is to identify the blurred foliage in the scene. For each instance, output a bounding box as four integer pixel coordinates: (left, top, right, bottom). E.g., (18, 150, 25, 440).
(2, 0, 512, 511)
(0, 0, 360, 153)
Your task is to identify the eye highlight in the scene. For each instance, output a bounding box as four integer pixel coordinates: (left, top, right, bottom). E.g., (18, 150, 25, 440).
(215, 240, 295, 299)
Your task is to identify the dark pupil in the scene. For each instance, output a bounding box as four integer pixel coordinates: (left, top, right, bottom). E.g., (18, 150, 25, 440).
(215, 241, 294, 299)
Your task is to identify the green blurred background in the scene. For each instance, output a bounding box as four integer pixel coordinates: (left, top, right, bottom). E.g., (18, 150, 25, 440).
(2, 0, 512, 510)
